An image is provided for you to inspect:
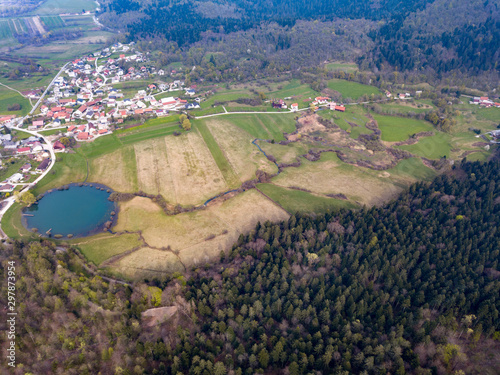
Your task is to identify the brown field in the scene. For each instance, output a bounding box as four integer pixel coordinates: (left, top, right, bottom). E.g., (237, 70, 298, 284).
(90, 146, 137, 192)
(134, 137, 176, 202)
(272, 153, 405, 205)
(164, 131, 228, 205)
(111, 190, 289, 278)
(110, 247, 185, 279)
(207, 118, 277, 180)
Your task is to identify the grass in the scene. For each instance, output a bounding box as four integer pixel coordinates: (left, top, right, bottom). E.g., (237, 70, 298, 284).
(40, 16, 65, 29)
(115, 115, 180, 135)
(386, 157, 436, 181)
(475, 107, 500, 122)
(195, 121, 240, 188)
(217, 113, 295, 141)
(74, 233, 143, 265)
(0, 157, 29, 182)
(29, 0, 97, 15)
(377, 101, 434, 115)
(38, 128, 64, 136)
(373, 114, 434, 142)
(78, 134, 123, 159)
(119, 126, 181, 145)
(327, 79, 380, 100)
(325, 62, 359, 72)
(1, 203, 35, 239)
(257, 183, 356, 213)
(0, 91, 31, 116)
(32, 153, 87, 195)
(397, 132, 453, 159)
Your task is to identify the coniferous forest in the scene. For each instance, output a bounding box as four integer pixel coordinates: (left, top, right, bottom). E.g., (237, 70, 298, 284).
(1, 159, 499, 374)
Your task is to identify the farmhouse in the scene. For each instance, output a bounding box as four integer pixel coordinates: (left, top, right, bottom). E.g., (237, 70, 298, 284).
(291, 103, 299, 111)
(335, 105, 346, 112)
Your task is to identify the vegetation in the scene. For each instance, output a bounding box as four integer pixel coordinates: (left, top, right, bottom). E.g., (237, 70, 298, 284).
(0, 160, 499, 373)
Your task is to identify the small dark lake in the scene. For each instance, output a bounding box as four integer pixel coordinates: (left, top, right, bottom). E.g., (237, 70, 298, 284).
(23, 184, 117, 238)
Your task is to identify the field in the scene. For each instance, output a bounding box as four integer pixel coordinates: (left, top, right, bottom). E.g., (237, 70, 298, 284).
(40, 16, 65, 30)
(200, 118, 277, 181)
(397, 132, 453, 159)
(325, 62, 359, 72)
(327, 79, 380, 100)
(3, 74, 495, 280)
(107, 190, 289, 278)
(257, 183, 356, 213)
(29, 0, 97, 15)
(374, 114, 434, 142)
(71, 232, 143, 265)
(0, 90, 31, 116)
(270, 152, 435, 206)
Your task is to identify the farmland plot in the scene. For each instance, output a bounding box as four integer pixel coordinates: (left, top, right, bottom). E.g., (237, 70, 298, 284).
(112, 190, 289, 278)
(90, 146, 138, 192)
(134, 137, 176, 203)
(164, 131, 228, 205)
(206, 118, 277, 181)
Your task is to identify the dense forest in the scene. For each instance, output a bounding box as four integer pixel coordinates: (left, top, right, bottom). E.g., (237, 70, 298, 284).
(97, 0, 500, 87)
(1, 159, 499, 374)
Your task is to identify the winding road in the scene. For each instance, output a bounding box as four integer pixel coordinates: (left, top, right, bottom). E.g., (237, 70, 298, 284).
(0, 125, 57, 239)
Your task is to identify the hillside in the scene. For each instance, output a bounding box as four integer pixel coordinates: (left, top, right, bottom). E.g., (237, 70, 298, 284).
(1, 159, 499, 373)
(97, 0, 500, 87)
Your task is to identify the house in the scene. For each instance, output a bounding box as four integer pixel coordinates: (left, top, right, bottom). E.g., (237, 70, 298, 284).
(335, 105, 346, 112)
(36, 158, 51, 172)
(17, 147, 31, 155)
(20, 163, 31, 173)
(291, 103, 299, 111)
(53, 141, 66, 152)
(33, 120, 44, 128)
(77, 132, 89, 140)
(185, 88, 196, 96)
(314, 97, 330, 105)
(0, 184, 15, 193)
(8, 173, 23, 183)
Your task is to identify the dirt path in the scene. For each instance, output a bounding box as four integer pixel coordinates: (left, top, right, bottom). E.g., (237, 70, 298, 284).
(0, 81, 34, 108)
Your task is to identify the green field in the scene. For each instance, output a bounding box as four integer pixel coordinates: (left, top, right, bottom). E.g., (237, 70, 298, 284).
(73, 233, 144, 265)
(30, 0, 97, 15)
(0, 90, 31, 116)
(377, 101, 434, 115)
(325, 62, 359, 72)
(1, 203, 35, 239)
(219, 113, 296, 141)
(40, 16, 65, 29)
(257, 183, 356, 213)
(373, 114, 434, 142)
(397, 132, 453, 159)
(327, 79, 380, 100)
(0, 20, 13, 39)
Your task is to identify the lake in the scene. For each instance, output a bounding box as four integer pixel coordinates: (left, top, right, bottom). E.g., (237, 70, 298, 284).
(23, 184, 117, 238)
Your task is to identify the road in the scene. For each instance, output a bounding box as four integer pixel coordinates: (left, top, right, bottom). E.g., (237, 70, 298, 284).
(29, 62, 70, 116)
(0, 125, 56, 239)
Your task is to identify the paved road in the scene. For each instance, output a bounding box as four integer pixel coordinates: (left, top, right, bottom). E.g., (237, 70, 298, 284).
(0, 126, 56, 239)
(29, 62, 70, 115)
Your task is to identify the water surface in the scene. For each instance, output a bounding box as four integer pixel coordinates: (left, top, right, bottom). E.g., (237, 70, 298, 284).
(24, 184, 117, 238)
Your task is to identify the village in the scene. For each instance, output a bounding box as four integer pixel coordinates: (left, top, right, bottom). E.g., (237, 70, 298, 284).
(0, 40, 499, 205)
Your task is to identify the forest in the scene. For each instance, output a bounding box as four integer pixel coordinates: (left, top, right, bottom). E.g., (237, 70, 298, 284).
(97, 0, 500, 88)
(0, 158, 499, 374)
